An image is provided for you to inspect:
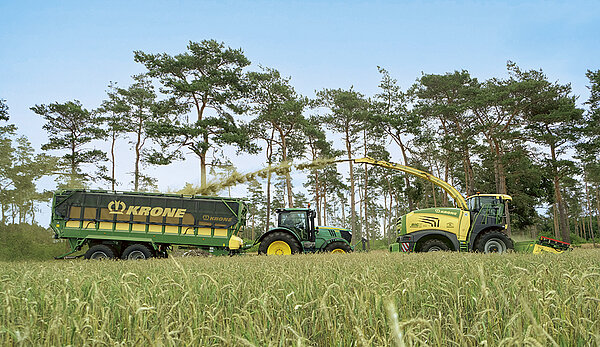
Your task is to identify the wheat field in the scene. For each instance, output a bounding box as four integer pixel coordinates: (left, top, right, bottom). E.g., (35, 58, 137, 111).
(1, 250, 599, 346)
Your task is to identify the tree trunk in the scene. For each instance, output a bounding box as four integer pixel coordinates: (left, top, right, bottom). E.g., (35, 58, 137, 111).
(494, 140, 507, 195)
(265, 132, 274, 233)
(345, 129, 357, 243)
(134, 116, 142, 191)
(442, 155, 449, 206)
(111, 132, 116, 190)
(553, 203, 560, 239)
(363, 128, 369, 247)
(200, 133, 209, 189)
(279, 133, 294, 208)
(315, 170, 321, 225)
(550, 144, 570, 243)
(322, 181, 327, 226)
(396, 137, 414, 211)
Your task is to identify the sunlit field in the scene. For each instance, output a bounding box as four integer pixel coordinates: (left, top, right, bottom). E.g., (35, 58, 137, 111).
(1, 250, 599, 346)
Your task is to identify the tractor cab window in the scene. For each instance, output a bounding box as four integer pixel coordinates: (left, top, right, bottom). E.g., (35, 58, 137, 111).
(279, 211, 308, 232)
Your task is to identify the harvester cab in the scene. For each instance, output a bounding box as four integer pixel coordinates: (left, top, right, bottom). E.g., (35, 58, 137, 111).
(257, 208, 353, 255)
(465, 194, 512, 233)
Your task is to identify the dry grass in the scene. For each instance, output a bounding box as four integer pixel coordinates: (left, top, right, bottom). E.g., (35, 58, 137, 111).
(1, 250, 599, 346)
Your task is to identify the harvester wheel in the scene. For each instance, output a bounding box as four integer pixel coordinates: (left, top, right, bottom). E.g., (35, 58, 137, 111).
(259, 232, 301, 255)
(121, 244, 153, 260)
(85, 244, 116, 260)
(420, 239, 449, 252)
(324, 241, 352, 254)
(475, 231, 514, 254)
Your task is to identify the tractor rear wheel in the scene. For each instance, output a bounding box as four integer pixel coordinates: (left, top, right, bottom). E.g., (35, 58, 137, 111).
(420, 239, 449, 252)
(121, 244, 153, 260)
(259, 232, 301, 255)
(85, 244, 116, 260)
(324, 241, 352, 254)
(475, 231, 514, 254)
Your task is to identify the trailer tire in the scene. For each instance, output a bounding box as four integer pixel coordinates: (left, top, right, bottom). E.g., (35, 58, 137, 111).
(324, 241, 352, 254)
(420, 239, 449, 252)
(475, 231, 514, 254)
(258, 232, 301, 255)
(121, 244, 153, 260)
(85, 244, 116, 260)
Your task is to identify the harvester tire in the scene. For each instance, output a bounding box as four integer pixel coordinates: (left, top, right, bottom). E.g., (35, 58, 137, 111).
(121, 244, 153, 260)
(420, 239, 449, 252)
(324, 241, 352, 254)
(85, 244, 116, 260)
(259, 232, 301, 255)
(475, 231, 514, 254)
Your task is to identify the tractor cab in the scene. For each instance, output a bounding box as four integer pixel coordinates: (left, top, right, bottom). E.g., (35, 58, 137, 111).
(276, 208, 315, 242)
(465, 194, 512, 228)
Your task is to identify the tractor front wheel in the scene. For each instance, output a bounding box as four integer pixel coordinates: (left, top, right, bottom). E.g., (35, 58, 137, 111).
(475, 231, 514, 254)
(324, 241, 352, 254)
(259, 232, 301, 255)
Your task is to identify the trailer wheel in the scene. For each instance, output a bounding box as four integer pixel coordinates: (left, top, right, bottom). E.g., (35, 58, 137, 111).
(259, 232, 301, 255)
(121, 244, 153, 260)
(85, 244, 116, 260)
(324, 241, 352, 254)
(475, 231, 514, 254)
(420, 239, 449, 252)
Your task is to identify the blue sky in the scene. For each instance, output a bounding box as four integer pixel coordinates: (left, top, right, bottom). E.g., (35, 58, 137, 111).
(1, 1, 599, 221)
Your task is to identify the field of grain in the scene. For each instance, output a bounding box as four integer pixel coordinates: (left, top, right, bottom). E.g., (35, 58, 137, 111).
(1, 250, 599, 346)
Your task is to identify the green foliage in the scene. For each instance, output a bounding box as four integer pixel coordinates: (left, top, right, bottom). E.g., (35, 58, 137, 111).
(0, 223, 68, 261)
(135, 40, 255, 188)
(0, 118, 56, 224)
(31, 100, 106, 187)
(0, 99, 8, 121)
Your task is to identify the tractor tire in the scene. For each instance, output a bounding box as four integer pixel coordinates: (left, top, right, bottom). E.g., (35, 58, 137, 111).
(258, 232, 301, 255)
(475, 231, 514, 254)
(85, 244, 116, 260)
(324, 241, 352, 254)
(121, 244, 153, 260)
(420, 239, 449, 252)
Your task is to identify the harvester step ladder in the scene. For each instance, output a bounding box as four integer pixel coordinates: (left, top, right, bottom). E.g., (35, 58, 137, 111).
(459, 241, 469, 252)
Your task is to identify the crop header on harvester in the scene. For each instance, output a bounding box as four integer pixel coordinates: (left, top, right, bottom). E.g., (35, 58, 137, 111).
(352, 157, 570, 254)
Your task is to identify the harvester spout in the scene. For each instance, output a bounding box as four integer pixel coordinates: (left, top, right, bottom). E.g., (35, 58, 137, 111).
(353, 157, 468, 211)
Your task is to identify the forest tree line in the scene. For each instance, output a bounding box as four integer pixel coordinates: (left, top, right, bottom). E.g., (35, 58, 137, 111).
(1, 40, 599, 245)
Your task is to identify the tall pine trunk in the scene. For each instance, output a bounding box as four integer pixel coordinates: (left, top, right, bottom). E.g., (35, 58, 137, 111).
(550, 143, 570, 242)
(344, 127, 357, 242)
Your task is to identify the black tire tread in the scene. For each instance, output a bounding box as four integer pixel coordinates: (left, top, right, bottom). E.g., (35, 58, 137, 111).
(258, 231, 301, 255)
(474, 230, 514, 253)
(420, 239, 449, 252)
(121, 244, 153, 260)
(324, 241, 352, 253)
(84, 244, 116, 260)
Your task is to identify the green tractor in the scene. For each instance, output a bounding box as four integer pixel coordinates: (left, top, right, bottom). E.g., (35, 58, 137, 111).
(257, 208, 354, 255)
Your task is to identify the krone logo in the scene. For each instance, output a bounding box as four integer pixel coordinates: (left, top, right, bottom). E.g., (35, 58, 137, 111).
(107, 200, 187, 218)
(108, 200, 127, 214)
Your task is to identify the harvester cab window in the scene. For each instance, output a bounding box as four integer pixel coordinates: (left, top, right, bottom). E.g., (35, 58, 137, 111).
(466, 196, 501, 212)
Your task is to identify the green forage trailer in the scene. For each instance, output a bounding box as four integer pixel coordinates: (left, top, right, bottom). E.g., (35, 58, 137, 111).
(51, 189, 249, 259)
